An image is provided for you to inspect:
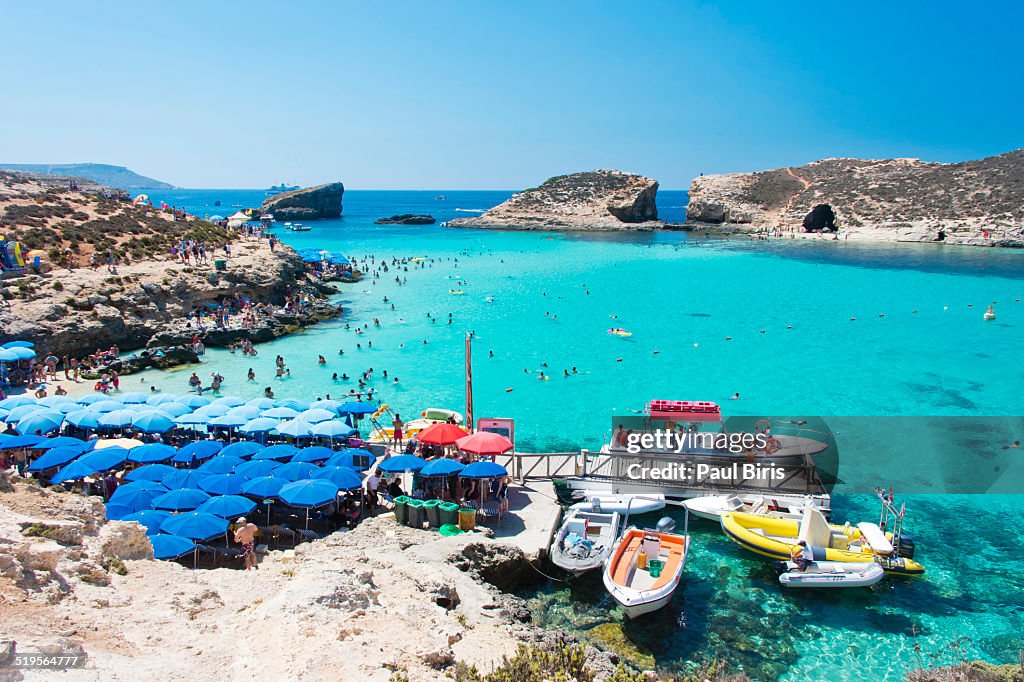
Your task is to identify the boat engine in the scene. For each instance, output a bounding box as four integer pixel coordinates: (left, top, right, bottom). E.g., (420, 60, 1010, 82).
(655, 517, 676, 534)
(896, 535, 916, 559)
(590, 497, 602, 513)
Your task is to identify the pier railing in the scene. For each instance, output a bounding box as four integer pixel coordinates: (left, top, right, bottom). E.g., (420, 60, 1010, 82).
(497, 452, 580, 482)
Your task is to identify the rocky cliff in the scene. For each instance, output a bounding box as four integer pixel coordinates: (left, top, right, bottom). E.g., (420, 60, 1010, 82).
(261, 182, 344, 220)
(448, 170, 661, 230)
(686, 149, 1024, 246)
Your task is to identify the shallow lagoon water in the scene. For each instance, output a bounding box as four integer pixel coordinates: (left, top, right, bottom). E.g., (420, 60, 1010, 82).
(134, 189, 1024, 679)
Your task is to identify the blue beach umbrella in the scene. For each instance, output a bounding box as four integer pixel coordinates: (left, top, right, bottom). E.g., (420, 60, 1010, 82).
(275, 419, 313, 438)
(234, 459, 280, 479)
(0, 349, 19, 363)
(88, 400, 125, 413)
(0, 396, 37, 409)
(32, 436, 85, 450)
(297, 408, 335, 424)
(174, 412, 211, 426)
(128, 443, 176, 464)
(118, 392, 149, 404)
(338, 402, 378, 415)
(98, 410, 136, 429)
(240, 476, 286, 498)
(378, 454, 427, 473)
(173, 441, 223, 463)
(53, 402, 82, 414)
(2, 340, 34, 348)
(16, 411, 64, 435)
(51, 460, 101, 484)
(196, 495, 256, 519)
(311, 421, 356, 439)
(162, 469, 211, 490)
(146, 394, 179, 406)
(278, 479, 340, 508)
(325, 448, 375, 472)
(313, 399, 345, 414)
(289, 446, 335, 463)
(262, 406, 299, 419)
(160, 511, 228, 541)
(210, 414, 247, 428)
(311, 465, 362, 490)
(150, 403, 192, 418)
(104, 504, 135, 521)
(75, 394, 107, 406)
(121, 510, 172, 535)
(193, 404, 229, 418)
(65, 410, 100, 429)
(107, 486, 163, 513)
(132, 413, 175, 434)
(272, 461, 320, 481)
(220, 442, 264, 459)
(213, 396, 245, 407)
(27, 446, 86, 471)
(113, 480, 167, 494)
(197, 455, 243, 474)
(151, 488, 212, 512)
(151, 534, 196, 560)
(5, 404, 45, 423)
(0, 434, 45, 449)
(176, 395, 211, 409)
(460, 461, 509, 479)
(275, 398, 311, 411)
(6, 346, 36, 360)
(0, 408, 8, 422)
(77, 447, 130, 472)
(126, 463, 178, 483)
(198, 473, 248, 495)
(240, 417, 280, 434)
(227, 405, 263, 420)
(420, 458, 465, 477)
(245, 398, 276, 410)
(36, 396, 76, 408)
(251, 444, 297, 461)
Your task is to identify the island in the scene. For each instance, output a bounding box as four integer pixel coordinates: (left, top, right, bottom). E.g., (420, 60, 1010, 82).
(685, 148, 1024, 246)
(374, 214, 436, 225)
(261, 181, 344, 220)
(446, 170, 662, 231)
(0, 163, 173, 190)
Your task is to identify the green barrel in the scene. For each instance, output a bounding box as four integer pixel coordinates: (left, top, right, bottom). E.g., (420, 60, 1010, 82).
(393, 495, 410, 524)
(214, 258, 227, 271)
(439, 502, 459, 526)
(406, 499, 426, 529)
(423, 499, 442, 528)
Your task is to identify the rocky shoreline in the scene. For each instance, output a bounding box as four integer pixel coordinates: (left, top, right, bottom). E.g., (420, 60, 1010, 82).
(0, 476, 627, 681)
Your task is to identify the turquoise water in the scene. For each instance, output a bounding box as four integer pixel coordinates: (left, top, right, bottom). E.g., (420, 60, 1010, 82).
(130, 189, 1024, 680)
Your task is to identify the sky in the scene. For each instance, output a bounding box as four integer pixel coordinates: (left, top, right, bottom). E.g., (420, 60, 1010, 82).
(2, 1, 1021, 189)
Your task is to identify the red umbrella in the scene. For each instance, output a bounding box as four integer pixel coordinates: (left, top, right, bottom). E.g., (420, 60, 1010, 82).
(455, 431, 513, 456)
(418, 423, 469, 446)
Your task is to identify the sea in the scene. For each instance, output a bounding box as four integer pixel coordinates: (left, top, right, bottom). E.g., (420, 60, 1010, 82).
(126, 188, 1024, 681)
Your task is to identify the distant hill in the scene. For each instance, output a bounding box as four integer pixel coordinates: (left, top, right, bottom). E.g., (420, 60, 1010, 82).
(0, 163, 174, 190)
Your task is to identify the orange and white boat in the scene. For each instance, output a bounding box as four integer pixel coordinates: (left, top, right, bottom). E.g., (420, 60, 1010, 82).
(602, 517, 690, 619)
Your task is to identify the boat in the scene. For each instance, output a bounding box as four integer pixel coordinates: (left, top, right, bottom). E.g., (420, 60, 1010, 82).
(449, 289, 465, 295)
(603, 516, 690, 619)
(984, 305, 997, 320)
(721, 496, 924, 576)
(366, 407, 464, 444)
(550, 507, 621, 575)
(776, 560, 885, 588)
(684, 493, 830, 522)
(266, 183, 300, 195)
(290, 223, 311, 232)
(436, 194, 447, 201)
(570, 493, 665, 515)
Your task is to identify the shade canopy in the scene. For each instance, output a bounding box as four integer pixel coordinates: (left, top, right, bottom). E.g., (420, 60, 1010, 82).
(198, 473, 248, 495)
(275, 419, 313, 438)
(417, 423, 469, 445)
(151, 534, 196, 560)
(419, 458, 466, 477)
(151, 488, 212, 511)
(455, 432, 514, 456)
(132, 413, 176, 434)
(234, 459, 280, 479)
(195, 495, 256, 519)
(337, 402, 377, 415)
(324, 448, 375, 472)
(27, 446, 84, 471)
(0, 434, 45, 449)
(240, 417, 280, 434)
(311, 465, 362, 490)
(197, 455, 244, 474)
(160, 511, 229, 541)
(16, 411, 64, 435)
(125, 463, 177, 483)
(219, 442, 265, 459)
(377, 454, 426, 473)
(172, 441, 223, 463)
(297, 408, 335, 424)
(311, 421, 356, 438)
(289, 446, 335, 463)
(240, 475, 287, 498)
(121, 510, 172, 535)
(65, 410, 100, 429)
(127, 443, 176, 464)
(161, 469, 211, 490)
(272, 461, 320, 481)
(107, 486, 163, 513)
(251, 444, 297, 461)
(278, 479, 340, 508)
(459, 461, 509, 479)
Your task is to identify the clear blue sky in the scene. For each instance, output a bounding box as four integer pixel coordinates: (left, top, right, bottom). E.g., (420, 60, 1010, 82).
(3, 1, 1021, 189)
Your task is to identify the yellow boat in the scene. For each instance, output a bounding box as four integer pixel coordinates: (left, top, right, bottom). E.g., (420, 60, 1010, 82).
(721, 508, 924, 576)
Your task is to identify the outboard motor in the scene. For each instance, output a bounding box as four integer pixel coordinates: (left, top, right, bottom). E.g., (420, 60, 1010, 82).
(590, 497, 602, 513)
(896, 535, 916, 559)
(655, 517, 676, 534)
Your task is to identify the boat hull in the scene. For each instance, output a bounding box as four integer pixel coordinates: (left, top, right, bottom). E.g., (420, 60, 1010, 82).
(603, 529, 689, 619)
(778, 560, 885, 588)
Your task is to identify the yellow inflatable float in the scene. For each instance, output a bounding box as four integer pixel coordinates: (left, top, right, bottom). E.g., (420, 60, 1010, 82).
(721, 508, 924, 576)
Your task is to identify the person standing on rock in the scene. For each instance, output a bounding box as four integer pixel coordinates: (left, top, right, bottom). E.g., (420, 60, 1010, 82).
(233, 517, 259, 570)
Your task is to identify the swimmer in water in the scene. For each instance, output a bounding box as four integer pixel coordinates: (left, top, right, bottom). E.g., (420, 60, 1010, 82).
(318, 355, 326, 365)
(730, 393, 740, 400)
(247, 368, 255, 381)
(1002, 440, 1021, 450)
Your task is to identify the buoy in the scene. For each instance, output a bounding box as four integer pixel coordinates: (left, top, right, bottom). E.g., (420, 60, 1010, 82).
(505, 388, 514, 392)
(850, 318, 856, 321)
(943, 307, 949, 311)
(725, 337, 731, 341)
(693, 343, 699, 348)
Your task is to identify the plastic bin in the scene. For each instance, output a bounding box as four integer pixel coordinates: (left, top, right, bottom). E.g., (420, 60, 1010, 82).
(648, 559, 663, 578)
(393, 496, 410, 524)
(439, 502, 459, 527)
(406, 499, 425, 529)
(457, 507, 477, 532)
(214, 258, 227, 271)
(424, 499, 442, 528)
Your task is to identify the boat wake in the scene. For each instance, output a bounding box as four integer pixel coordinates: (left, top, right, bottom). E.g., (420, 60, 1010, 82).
(455, 208, 486, 212)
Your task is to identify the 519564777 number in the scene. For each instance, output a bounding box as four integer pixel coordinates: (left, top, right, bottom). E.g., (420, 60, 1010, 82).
(0, 653, 87, 669)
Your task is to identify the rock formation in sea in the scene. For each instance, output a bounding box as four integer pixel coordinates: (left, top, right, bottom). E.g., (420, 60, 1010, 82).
(447, 170, 662, 231)
(686, 148, 1024, 246)
(261, 182, 344, 220)
(374, 214, 436, 225)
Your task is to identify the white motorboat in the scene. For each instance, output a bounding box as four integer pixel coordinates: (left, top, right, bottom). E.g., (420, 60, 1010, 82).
(550, 508, 621, 575)
(571, 493, 665, 515)
(684, 493, 830, 522)
(777, 560, 885, 588)
(603, 517, 690, 619)
(289, 223, 311, 232)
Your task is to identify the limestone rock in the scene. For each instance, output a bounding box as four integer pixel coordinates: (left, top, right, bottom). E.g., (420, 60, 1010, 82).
(20, 519, 85, 546)
(448, 170, 661, 231)
(96, 521, 154, 561)
(16, 540, 64, 572)
(448, 542, 540, 591)
(374, 214, 436, 225)
(261, 182, 344, 220)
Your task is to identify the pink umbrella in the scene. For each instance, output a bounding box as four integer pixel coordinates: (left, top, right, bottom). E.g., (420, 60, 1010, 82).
(455, 431, 513, 456)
